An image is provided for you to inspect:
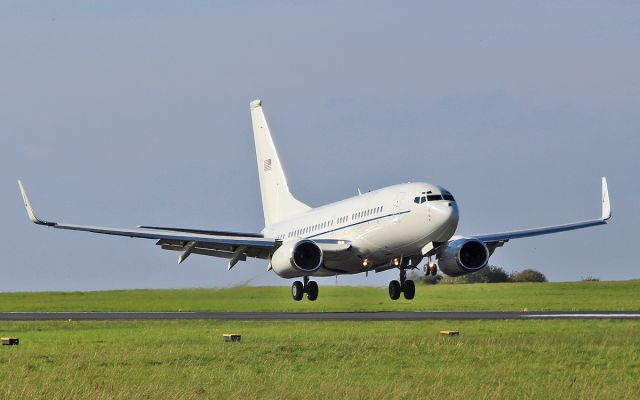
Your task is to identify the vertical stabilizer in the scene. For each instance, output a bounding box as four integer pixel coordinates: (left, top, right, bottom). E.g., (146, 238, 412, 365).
(250, 100, 311, 226)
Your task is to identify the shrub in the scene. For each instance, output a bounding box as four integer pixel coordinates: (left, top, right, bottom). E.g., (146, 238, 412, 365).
(413, 265, 547, 284)
(408, 270, 442, 285)
(509, 268, 547, 283)
(439, 265, 510, 284)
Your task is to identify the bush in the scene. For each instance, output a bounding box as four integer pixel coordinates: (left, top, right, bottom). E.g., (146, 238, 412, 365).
(408, 270, 442, 285)
(509, 268, 547, 283)
(420, 274, 443, 285)
(439, 265, 510, 284)
(413, 265, 547, 284)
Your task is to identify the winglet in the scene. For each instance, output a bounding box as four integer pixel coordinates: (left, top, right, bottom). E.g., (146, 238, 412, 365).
(17, 180, 56, 226)
(601, 177, 611, 221)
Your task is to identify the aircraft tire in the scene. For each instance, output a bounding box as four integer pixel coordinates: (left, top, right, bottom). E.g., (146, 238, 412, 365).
(292, 281, 304, 301)
(307, 281, 319, 301)
(402, 280, 415, 300)
(389, 280, 401, 300)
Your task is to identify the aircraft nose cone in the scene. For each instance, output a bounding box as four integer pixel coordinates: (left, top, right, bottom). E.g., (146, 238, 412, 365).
(430, 201, 459, 241)
(432, 201, 459, 222)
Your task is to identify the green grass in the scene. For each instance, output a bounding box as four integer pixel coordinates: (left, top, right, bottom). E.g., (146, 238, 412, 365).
(1, 280, 639, 312)
(1, 319, 639, 399)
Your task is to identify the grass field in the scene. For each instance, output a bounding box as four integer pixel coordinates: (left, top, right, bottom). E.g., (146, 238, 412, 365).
(1, 282, 638, 399)
(1, 280, 639, 312)
(1, 319, 639, 399)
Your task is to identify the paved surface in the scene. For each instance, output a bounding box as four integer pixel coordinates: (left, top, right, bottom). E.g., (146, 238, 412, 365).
(1, 311, 639, 321)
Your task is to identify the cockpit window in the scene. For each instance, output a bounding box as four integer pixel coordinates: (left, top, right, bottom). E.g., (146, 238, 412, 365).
(442, 190, 455, 201)
(425, 191, 456, 202)
(414, 196, 429, 204)
(418, 191, 455, 203)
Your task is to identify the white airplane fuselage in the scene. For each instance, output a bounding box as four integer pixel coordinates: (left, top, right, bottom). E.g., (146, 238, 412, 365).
(262, 182, 459, 276)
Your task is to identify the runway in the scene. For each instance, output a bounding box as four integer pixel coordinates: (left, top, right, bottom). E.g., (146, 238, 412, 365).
(1, 311, 639, 321)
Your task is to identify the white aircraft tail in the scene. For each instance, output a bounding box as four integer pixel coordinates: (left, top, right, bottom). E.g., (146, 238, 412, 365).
(250, 99, 311, 226)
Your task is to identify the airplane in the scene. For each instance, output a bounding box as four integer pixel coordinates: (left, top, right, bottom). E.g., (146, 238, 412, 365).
(18, 99, 612, 301)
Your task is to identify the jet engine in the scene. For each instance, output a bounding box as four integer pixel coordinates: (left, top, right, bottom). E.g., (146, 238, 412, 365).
(270, 239, 323, 278)
(436, 238, 489, 277)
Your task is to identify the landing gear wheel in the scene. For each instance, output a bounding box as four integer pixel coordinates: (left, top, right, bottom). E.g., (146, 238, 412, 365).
(306, 281, 319, 301)
(292, 281, 304, 301)
(389, 280, 401, 300)
(402, 280, 415, 300)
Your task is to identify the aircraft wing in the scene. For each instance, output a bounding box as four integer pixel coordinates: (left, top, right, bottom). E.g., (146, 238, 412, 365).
(470, 177, 611, 246)
(18, 181, 278, 267)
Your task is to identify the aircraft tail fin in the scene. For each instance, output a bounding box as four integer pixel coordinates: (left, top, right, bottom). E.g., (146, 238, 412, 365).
(250, 100, 311, 226)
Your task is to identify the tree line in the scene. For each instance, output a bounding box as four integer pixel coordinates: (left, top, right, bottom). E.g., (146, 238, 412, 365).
(415, 266, 547, 284)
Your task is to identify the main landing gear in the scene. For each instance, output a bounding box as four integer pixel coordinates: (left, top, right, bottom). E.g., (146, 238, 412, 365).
(389, 267, 415, 301)
(292, 276, 318, 301)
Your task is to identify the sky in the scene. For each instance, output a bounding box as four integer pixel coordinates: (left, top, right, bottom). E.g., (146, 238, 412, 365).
(1, 1, 638, 291)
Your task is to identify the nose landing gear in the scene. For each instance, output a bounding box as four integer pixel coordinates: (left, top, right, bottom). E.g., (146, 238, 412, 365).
(292, 276, 319, 301)
(388, 267, 415, 300)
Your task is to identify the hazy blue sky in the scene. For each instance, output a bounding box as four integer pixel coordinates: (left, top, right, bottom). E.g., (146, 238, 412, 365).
(1, 1, 638, 291)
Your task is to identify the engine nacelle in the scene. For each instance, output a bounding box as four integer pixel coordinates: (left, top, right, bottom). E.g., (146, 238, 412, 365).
(436, 238, 490, 277)
(270, 239, 323, 278)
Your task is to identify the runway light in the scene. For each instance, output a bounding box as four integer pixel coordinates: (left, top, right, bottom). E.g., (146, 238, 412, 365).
(1, 337, 19, 346)
(223, 334, 241, 343)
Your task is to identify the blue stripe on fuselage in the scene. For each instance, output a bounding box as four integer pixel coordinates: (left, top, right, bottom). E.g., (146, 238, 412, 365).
(300, 210, 411, 240)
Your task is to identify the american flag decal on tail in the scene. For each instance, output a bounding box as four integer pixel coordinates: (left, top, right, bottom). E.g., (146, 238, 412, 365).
(263, 158, 272, 172)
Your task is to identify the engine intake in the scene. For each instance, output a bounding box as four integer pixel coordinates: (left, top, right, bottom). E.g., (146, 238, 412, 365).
(436, 238, 490, 277)
(270, 239, 323, 278)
